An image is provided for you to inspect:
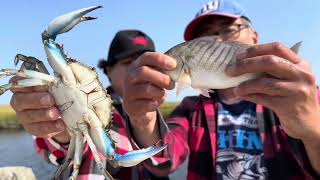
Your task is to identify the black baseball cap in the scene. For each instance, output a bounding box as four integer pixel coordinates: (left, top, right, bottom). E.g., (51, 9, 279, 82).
(98, 30, 155, 68)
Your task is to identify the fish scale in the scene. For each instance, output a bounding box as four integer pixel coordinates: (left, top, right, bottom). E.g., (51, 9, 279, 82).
(203, 42, 226, 71)
(196, 41, 218, 68)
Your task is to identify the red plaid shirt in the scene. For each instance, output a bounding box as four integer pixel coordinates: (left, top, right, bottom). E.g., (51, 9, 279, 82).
(34, 87, 161, 180)
(128, 91, 320, 180)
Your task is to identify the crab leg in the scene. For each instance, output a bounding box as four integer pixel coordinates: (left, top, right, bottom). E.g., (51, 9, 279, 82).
(81, 111, 114, 179)
(52, 131, 76, 180)
(83, 129, 114, 180)
(43, 39, 77, 86)
(44, 6, 102, 40)
(85, 108, 167, 168)
(0, 69, 55, 95)
(70, 131, 85, 180)
(110, 145, 168, 168)
(0, 79, 50, 95)
(0, 69, 55, 81)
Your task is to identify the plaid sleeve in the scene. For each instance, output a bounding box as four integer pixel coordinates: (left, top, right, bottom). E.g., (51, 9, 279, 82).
(126, 97, 196, 176)
(33, 136, 68, 166)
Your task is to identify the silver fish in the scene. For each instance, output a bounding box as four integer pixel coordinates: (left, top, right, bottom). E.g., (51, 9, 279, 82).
(164, 36, 301, 97)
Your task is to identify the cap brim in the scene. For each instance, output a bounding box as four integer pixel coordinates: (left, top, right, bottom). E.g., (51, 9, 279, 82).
(184, 13, 240, 41)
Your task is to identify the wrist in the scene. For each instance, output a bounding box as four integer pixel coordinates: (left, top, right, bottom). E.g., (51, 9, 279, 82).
(130, 111, 160, 147)
(52, 131, 70, 145)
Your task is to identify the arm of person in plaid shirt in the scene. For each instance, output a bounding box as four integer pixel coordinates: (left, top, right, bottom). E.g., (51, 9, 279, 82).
(122, 52, 192, 176)
(125, 97, 193, 176)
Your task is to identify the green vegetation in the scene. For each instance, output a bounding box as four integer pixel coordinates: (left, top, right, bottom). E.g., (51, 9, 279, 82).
(0, 105, 20, 129)
(0, 102, 179, 129)
(159, 102, 178, 119)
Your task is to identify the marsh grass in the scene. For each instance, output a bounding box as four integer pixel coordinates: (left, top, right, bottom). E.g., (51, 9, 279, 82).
(0, 105, 20, 129)
(0, 102, 178, 129)
(159, 102, 178, 119)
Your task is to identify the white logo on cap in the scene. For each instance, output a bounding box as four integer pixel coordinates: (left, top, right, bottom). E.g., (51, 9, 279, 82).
(195, 0, 219, 17)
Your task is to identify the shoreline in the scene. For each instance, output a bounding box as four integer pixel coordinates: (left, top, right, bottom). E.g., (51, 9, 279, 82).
(0, 119, 22, 129)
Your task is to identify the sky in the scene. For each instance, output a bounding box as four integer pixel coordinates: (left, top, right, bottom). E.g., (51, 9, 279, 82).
(0, 0, 319, 104)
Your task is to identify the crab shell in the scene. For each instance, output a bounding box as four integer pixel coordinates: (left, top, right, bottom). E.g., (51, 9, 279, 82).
(50, 60, 112, 130)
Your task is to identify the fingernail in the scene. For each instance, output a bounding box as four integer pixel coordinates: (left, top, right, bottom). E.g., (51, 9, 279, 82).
(47, 108, 59, 120)
(56, 121, 66, 130)
(236, 50, 247, 59)
(40, 94, 53, 106)
(166, 58, 177, 68)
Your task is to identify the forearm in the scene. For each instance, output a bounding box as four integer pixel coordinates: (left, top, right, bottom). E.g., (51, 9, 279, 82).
(130, 111, 161, 147)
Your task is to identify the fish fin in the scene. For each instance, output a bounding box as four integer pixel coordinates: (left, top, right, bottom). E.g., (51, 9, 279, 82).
(176, 83, 189, 96)
(290, 41, 302, 54)
(193, 88, 211, 98)
(178, 65, 192, 85)
(176, 68, 192, 96)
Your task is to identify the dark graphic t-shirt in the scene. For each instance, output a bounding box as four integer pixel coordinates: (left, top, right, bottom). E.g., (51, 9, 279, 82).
(216, 101, 268, 180)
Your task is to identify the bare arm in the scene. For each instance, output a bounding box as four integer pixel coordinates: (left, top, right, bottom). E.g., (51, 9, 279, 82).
(123, 52, 176, 147)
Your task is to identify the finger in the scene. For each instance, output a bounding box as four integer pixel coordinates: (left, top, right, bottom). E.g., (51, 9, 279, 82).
(234, 77, 292, 97)
(237, 42, 301, 64)
(226, 55, 300, 80)
(16, 107, 60, 125)
(128, 65, 173, 89)
(125, 84, 166, 101)
(24, 119, 66, 138)
(133, 52, 177, 71)
(10, 76, 48, 93)
(11, 92, 55, 111)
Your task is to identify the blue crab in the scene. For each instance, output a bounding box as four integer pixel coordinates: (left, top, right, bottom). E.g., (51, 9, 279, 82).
(0, 6, 167, 180)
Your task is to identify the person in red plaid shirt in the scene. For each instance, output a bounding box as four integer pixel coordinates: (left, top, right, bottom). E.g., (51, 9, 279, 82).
(10, 30, 169, 179)
(122, 0, 320, 179)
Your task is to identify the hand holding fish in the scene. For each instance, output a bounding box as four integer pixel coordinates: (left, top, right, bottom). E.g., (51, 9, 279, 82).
(123, 52, 176, 147)
(226, 42, 320, 142)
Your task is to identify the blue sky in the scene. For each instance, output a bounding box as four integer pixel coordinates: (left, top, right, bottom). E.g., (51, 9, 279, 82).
(0, 0, 319, 104)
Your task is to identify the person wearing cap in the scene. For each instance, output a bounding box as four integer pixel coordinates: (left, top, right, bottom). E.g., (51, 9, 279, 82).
(9, 29, 166, 179)
(122, 0, 320, 179)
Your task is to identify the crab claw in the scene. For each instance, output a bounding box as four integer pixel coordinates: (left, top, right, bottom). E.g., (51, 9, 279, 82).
(89, 127, 167, 168)
(14, 54, 50, 74)
(0, 83, 12, 95)
(44, 5, 102, 40)
(111, 145, 168, 167)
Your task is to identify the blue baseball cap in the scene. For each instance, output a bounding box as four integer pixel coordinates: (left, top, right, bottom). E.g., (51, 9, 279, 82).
(184, 0, 249, 41)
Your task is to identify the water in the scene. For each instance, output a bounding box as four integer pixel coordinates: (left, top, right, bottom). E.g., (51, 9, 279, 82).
(0, 129, 56, 180)
(0, 129, 188, 180)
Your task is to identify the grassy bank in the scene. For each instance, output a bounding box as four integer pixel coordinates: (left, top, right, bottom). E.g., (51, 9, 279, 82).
(0, 102, 178, 129)
(159, 102, 178, 119)
(0, 105, 21, 129)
